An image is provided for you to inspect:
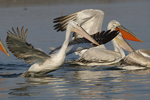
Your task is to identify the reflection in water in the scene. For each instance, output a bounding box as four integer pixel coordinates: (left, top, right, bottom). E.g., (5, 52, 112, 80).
(123, 68, 150, 75)
(8, 69, 125, 99)
(71, 70, 125, 99)
(9, 76, 68, 97)
(9, 86, 34, 96)
(6, 67, 150, 99)
(0, 78, 8, 98)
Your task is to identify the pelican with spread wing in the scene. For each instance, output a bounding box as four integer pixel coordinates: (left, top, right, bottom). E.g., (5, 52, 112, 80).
(53, 9, 142, 65)
(6, 20, 99, 77)
(66, 21, 134, 66)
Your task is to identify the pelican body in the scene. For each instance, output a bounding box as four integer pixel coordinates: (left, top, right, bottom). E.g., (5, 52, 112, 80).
(6, 20, 99, 77)
(73, 20, 142, 66)
(72, 33, 133, 66)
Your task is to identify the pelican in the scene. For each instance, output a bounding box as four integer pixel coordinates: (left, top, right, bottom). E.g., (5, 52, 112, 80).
(6, 20, 100, 77)
(53, 9, 142, 65)
(74, 33, 134, 66)
(121, 49, 150, 67)
(0, 39, 10, 57)
(51, 20, 140, 66)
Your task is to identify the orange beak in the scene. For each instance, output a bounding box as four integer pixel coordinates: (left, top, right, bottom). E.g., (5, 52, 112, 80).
(115, 25, 143, 42)
(0, 40, 10, 57)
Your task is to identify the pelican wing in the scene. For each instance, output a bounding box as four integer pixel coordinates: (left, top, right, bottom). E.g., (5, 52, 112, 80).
(54, 9, 104, 35)
(69, 30, 119, 45)
(6, 27, 50, 64)
(49, 30, 119, 55)
(53, 12, 78, 32)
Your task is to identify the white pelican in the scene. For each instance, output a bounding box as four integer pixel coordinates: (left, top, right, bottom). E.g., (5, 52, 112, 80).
(122, 49, 150, 67)
(51, 20, 139, 66)
(53, 9, 142, 55)
(74, 32, 134, 66)
(0, 39, 10, 57)
(6, 20, 100, 77)
(53, 9, 143, 65)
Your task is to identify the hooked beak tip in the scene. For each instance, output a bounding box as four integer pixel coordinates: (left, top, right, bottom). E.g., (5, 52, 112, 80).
(97, 44, 100, 46)
(7, 54, 10, 57)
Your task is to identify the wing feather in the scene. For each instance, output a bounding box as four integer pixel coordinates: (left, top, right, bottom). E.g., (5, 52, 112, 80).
(53, 9, 104, 37)
(53, 13, 78, 31)
(24, 28, 28, 41)
(21, 26, 24, 40)
(6, 27, 50, 64)
(70, 30, 119, 45)
(49, 30, 119, 55)
(12, 27, 18, 37)
(17, 27, 21, 38)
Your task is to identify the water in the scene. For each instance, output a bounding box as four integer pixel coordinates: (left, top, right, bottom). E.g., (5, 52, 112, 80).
(0, 0, 150, 99)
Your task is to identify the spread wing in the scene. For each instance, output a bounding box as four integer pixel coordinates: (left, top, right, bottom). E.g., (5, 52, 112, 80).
(6, 27, 50, 64)
(49, 30, 119, 55)
(70, 30, 119, 45)
(53, 12, 78, 32)
(53, 9, 104, 38)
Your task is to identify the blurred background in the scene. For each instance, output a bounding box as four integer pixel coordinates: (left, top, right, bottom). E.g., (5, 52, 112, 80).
(0, 0, 145, 7)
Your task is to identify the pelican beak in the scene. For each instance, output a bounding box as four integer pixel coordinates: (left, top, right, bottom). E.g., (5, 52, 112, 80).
(0, 40, 10, 57)
(115, 25, 143, 42)
(71, 26, 99, 46)
(115, 34, 134, 52)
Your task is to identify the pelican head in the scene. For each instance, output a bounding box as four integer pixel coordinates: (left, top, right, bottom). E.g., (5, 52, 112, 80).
(107, 20, 142, 42)
(107, 20, 121, 31)
(67, 20, 99, 46)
